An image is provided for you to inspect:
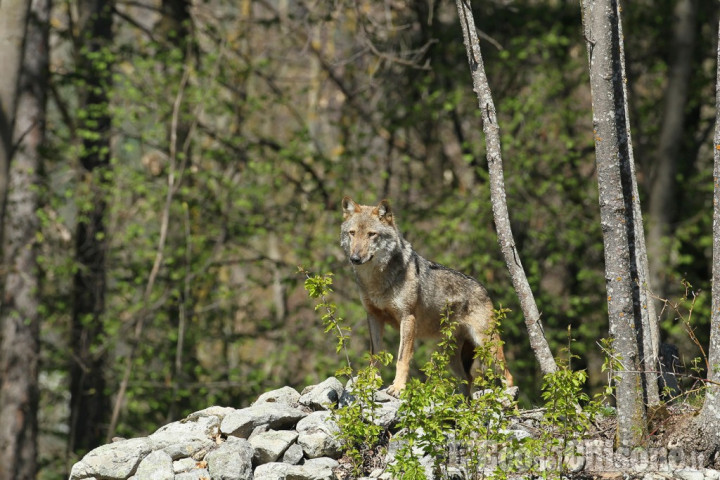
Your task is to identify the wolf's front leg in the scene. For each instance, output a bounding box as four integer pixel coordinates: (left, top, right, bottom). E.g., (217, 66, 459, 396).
(387, 314, 416, 397)
(368, 315, 385, 359)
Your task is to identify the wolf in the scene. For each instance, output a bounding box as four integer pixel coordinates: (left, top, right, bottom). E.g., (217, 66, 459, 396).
(340, 196, 513, 397)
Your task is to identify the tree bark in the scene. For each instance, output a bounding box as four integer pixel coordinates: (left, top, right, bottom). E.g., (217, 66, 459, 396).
(69, 0, 114, 456)
(0, 0, 49, 478)
(691, 15, 720, 463)
(0, 0, 31, 242)
(614, 0, 661, 407)
(581, 0, 648, 447)
(455, 0, 557, 376)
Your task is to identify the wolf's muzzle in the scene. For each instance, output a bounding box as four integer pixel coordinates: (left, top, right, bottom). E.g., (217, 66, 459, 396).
(350, 254, 371, 265)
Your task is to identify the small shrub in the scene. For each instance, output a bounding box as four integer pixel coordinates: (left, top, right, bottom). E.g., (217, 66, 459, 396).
(302, 269, 392, 475)
(303, 272, 609, 479)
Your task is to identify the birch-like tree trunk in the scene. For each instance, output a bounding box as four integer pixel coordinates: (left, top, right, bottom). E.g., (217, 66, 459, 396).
(612, 0, 660, 407)
(0, 0, 49, 478)
(581, 0, 649, 447)
(455, 0, 557, 376)
(0, 0, 31, 239)
(691, 15, 720, 461)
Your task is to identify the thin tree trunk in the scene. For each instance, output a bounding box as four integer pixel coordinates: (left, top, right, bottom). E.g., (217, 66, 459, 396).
(614, 0, 661, 407)
(0, 0, 31, 241)
(691, 16, 720, 461)
(69, 0, 114, 456)
(455, 0, 557, 376)
(581, 0, 648, 447)
(0, 0, 49, 478)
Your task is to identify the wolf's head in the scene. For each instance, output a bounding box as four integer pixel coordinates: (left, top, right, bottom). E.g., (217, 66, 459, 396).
(340, 197, 401, 267)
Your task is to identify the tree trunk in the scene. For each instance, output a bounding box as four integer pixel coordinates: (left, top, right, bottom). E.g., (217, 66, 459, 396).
(455, 0, 557, 376)
(68, 0, 114, 456)
(613, 0, 661, 407)
(0, 0, 49, 478)
(691, 15, 720, 463)
(0, 0, 31, 241)
(646, 0, 697, 304)
(581, 0, 648, 447)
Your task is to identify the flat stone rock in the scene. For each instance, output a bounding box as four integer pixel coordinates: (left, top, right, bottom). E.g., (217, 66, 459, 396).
(149, 415, 219, 459)
(296, 411, 343, 459)
(173, 457, 197, 473)
(133, 450, 173, 480)
(69, 437, 152, 480)
(185, 405, 237, 422)
(299, 377, 344, 410)
(221, 403, 307, 438)
(253, 458, 339, 480)
(282, 443, 304, 465)
(175, 468, 211, 480)
(248, 429, 299, 465)
(205, 437, 254, 480)
(253, 386, 301, 406)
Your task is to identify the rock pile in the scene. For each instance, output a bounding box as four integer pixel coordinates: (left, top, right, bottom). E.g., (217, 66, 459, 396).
(70, 377, 360, 480)
(69, 376, 720, 480)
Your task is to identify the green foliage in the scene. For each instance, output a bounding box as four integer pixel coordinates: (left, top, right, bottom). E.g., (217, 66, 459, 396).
(388, 307, 517, 480)
(34, 2, 720, 479)
(302, 289, 608, 480)
(331, 353, 393, 477)
(522, 328, 603, 478)
(302, 270, 393, 475)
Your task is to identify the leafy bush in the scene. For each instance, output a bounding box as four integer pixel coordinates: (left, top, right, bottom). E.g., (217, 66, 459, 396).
(304, 271, 607, 479)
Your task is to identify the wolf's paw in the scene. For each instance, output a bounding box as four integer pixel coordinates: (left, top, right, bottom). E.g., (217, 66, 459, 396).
(386, 383, 405, 398)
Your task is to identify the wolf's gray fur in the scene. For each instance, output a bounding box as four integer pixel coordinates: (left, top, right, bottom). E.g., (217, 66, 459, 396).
(340, 197, 513, 397)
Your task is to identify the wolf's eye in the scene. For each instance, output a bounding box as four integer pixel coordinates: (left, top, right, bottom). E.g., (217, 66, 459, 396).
(348, 230, 356, 237)
(368, 232, 377, 238)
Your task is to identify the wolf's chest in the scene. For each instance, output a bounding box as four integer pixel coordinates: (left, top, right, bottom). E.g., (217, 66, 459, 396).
(363, 299, 402, 329)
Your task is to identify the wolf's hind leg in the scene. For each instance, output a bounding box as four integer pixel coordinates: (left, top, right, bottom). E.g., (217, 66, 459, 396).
(449, 339, 475, 398)
(491, 333, 514, 387)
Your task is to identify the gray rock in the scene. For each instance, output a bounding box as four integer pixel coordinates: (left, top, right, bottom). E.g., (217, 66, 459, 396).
(296, 411, 343, 459)
(705, 469, 720, 480)
(173, 457, 197, 473)
(501, 428, 532, 442)
(249, 429, 299, 465)
(299, 377, 344, 410)
(370, 390, 397, 403)
(339, 384, 399, 427)
(149, 415, 218, 460)
(221, 403, 308, 438)
(253, 458, 339, 480)
(253, 462, 289, 480)
(134, 450, 173, 480)
(281, 443, 304, 465)
(338, 389, 356, 408)
(249, 424, 269, 439)
(185, 405, 237, 422)
(69, 437, 152, 480)
(473, 388, 517, 409)
(298, 430, 343, 460)
(175, 468, 211, 480)
(205, 437, 254, 480)
(674, 469, 706, 480)
(372, 399, 401, 428)
(253, 386, 301, 406)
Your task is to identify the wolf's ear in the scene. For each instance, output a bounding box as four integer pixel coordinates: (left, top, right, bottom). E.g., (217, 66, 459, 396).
(376, 199, 393, 224)
(342, 196, 360, 219)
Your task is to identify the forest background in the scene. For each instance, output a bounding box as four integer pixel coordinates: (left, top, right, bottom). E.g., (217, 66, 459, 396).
(0, 0, 719, 478)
